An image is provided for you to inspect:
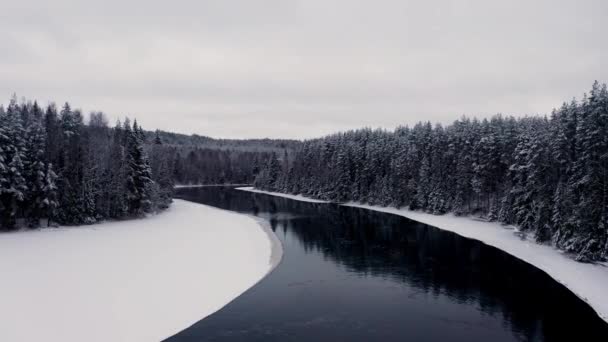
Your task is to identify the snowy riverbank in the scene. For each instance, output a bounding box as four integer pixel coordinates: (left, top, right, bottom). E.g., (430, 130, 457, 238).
(236, 187, 608, 324)
(174, 184, 251, 189)
(237, 187, 330, 203)
(0, 199, 282, 342)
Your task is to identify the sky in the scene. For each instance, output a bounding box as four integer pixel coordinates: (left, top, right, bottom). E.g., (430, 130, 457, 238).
(1, 0, 607, 139)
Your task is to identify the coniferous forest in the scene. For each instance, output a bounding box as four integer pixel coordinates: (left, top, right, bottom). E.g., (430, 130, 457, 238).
(0, 95, 280, 230)
(255, 82, 608, 262)
(3, 82, 608, 263)
(0, 96, 176, 229)
(153, 130, 297, 184)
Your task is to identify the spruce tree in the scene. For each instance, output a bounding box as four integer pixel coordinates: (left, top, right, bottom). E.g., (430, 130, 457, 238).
(125, 120, 154, 215)
(0, 107, 8, 218)
(108, 120, 128, 218)
(0, 95, 28, 227)
(24, 115, 48, 225)
(41, 163, 58, 226)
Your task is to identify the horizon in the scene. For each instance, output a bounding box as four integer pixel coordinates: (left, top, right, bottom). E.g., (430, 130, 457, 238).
(1, 81, 602, 141)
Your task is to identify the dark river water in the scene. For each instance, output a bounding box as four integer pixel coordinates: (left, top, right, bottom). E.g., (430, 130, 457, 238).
(166, 187, 608, 342)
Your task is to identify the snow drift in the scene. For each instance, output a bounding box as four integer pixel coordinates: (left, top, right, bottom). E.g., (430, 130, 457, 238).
(0, 199, 281, 342)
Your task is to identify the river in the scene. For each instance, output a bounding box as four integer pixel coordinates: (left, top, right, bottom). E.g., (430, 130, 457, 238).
(165, 186, 608, 341)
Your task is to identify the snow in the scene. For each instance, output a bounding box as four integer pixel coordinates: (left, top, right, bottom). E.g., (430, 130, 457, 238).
(174, 184, 251, 188)
(236, 187, 330, 203)
(239, 188, 608, 324)
(0, 199, 282, 342)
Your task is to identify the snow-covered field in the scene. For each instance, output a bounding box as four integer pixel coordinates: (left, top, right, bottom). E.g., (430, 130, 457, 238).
(0, 199, 281, 342)
(237, 187, 608, 324)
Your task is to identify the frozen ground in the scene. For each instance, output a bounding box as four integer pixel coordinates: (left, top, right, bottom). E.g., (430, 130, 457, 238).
(0, 199, 281, 342)
(237, 187, 608, 324)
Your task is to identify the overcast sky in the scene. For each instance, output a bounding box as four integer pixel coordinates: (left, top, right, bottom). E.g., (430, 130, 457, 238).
(1, 0, 606, 139)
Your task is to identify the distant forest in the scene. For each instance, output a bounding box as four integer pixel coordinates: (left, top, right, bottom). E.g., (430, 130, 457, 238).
(255, 81, 608, 262)
(157, 131, 293, 185)
(153, 130, 299, 152)
(0, 96, 284, 229)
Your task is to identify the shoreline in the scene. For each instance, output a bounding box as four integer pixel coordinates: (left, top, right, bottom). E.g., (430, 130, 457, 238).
(0, 199, 279, 342)
(236, 187, 608, 325)
(174, 184, 252, 188)
(236, 187, 330, 203)
(251, 216, 284, 275)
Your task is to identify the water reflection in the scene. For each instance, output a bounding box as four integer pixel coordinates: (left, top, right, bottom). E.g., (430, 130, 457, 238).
(166, 187, 608, 342)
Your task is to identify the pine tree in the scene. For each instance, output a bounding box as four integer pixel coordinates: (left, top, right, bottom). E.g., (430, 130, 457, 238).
(154, 130, 163, 145)
(254, 153, 281, 191)
(0, 106, 8, 221)
(568, 82, 608, 261)
(412, 155, 431, 210)
(41, 163, 58, 226)
(452, 119, 475, 215)
(508, 126, 552, 238)
(125, 120, 155, 215)
(24, 114, 48, 225)
(0, 95, 28, 227)
(471, 120, 503, 216)
(390, 129, 412, 207)
(551, 180, 569, 244)
(55, 104, 95, 224)
(108, 120, 128, 218)
(333, 146, 351, 202)
(550, 103, 577, 248)
(44, 103, 61, 166)
(150, 129, 174, 210)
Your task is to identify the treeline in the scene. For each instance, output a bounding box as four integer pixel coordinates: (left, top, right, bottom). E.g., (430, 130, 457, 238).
(0, 94, 285, 229)
(152, 130, 295, 183)
(172, 148, 274, 185)
(0, 95, 174, 229)
(152, 130, 299, 153)
(255, 81, 608, 262)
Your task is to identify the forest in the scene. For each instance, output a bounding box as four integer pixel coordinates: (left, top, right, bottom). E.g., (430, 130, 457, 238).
(153, 130, 299, 152)
(0, 95, 278, 229)
(255, 81, 608, 262)
(0, 96, 176, 229)
(3, 82, 607, 262)
(154, 131, 296, 185)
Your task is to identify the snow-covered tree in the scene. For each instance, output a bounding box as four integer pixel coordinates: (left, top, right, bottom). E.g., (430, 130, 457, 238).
(0, 95, 28, 227)
(23, 111, 49, 225)
(256, 82, 608, 262)
(124, 120, 155, 215)
(0, 95, 179, 229)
